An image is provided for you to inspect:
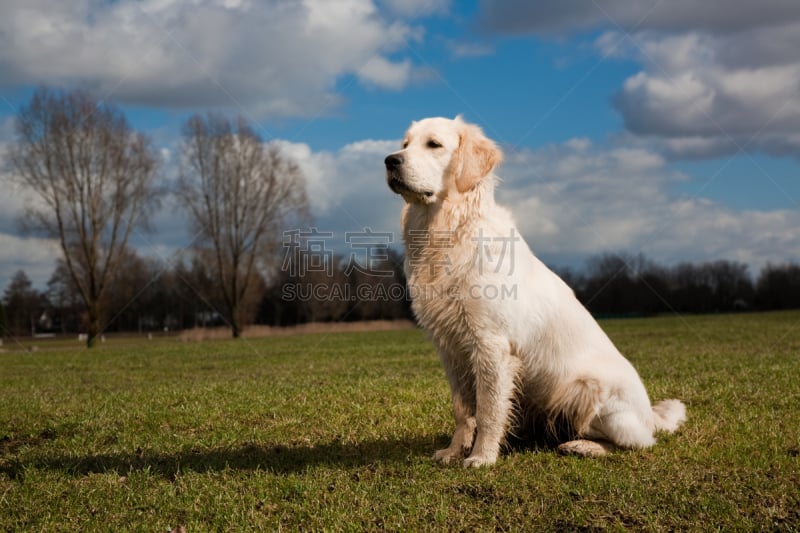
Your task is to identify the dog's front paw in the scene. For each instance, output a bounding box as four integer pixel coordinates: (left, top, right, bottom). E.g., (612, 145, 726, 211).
(433, 447, 462, 465)
(462, 452, 497, 468)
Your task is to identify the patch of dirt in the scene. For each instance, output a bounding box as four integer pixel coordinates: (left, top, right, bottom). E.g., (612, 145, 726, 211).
(0, 428, 58, 455)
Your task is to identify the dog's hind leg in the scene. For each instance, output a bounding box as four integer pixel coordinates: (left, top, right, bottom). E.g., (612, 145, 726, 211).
(556, 410, 654, 457)
(566, 409, 655, 456)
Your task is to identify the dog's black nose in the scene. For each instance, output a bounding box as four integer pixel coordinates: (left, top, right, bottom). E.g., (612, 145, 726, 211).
(385, 154, 404, 169)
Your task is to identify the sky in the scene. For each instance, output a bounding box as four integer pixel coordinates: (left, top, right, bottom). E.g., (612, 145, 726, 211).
(1, 0, 800, 291)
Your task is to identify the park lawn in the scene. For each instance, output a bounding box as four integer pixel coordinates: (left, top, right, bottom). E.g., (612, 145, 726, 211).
(1, 312, 799, 531)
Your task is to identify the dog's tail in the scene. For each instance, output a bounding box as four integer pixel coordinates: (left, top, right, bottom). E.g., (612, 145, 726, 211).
(651, 399, 687, 433)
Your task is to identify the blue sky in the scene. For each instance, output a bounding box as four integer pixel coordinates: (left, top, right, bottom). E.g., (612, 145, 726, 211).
(2, 0, 800, 290)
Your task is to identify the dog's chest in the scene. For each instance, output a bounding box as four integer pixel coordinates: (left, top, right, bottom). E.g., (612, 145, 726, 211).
(400, 201, 519, 349)
(402, 227, 483, 347)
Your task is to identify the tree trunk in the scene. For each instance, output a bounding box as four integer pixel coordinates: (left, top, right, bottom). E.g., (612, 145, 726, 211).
(231, 306, 241, 338)
(86, 304, 101, 348)
(230, 293, 241, 339)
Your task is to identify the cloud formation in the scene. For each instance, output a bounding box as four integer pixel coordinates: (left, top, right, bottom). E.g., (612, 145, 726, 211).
(275, 136, 800, 275)
(609, 28, 800, 158)
(479, 0, 800, 159)
(496, 140, 800, 271)
(273, 138, 403, 238)
(0, 170, 61, 289)
(0, 0, 422, 118)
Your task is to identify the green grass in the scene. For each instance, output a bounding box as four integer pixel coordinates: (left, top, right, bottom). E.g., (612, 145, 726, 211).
(1, 312, 799, 531)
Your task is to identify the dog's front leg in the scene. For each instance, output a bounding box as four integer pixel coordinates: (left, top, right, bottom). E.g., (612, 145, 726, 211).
(434, 356, 476, 465)
(433, 388, 476, 465)
(463, 342, 518, 468)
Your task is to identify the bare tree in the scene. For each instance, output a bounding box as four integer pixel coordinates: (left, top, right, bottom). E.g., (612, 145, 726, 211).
(7, 87, 159, 347)
(177, 114, 308, 338)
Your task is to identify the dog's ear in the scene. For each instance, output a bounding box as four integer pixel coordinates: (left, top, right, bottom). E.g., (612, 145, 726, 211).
(452, 122, 502, 193)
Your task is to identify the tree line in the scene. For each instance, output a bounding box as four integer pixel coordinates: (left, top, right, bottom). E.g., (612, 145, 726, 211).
(555, 253, 800, 316)
(3, 249, 800, 339)
(0, 246, 413, 338)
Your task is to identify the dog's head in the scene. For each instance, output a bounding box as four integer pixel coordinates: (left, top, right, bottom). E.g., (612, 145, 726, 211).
(385, 116, 502, 204)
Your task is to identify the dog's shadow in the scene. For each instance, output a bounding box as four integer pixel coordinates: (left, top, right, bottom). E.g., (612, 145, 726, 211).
(1, 422, 573, 480)
(1, 435, 453, 480)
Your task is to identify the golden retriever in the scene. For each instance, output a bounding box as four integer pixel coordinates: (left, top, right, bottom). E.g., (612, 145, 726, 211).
(385, 116, 686, 467)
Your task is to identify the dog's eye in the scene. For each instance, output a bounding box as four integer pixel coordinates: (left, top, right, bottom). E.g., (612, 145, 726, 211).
(427, 139, 442, 149)
(402, 140, 409, 149)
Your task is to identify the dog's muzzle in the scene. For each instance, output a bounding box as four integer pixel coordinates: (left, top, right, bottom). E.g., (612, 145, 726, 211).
(385, 153, 433, 198)
(385, 153, 409, 194)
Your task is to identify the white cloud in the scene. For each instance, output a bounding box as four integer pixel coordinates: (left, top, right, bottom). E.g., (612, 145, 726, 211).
(478, 2, 800, 158)
(564, 137, 591, 152)
(273, 138, 401, 235)
(0, 233, 60, 290)
(0, 0, 423, 118)
(357, 57, 413, 90)
(0, 131, 58, 290)
(609, 28, 800, 157)
(496, 141, 800, 272)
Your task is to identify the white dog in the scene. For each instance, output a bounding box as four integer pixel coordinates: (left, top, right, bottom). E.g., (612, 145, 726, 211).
(385, 116, 686, 467)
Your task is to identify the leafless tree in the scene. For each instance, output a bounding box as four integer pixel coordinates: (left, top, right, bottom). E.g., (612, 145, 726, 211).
(7, 87, 159, 347)
(177, 114, 309, 338)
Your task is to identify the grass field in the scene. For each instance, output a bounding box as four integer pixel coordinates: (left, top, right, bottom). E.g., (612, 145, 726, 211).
(1, 312, 799, 531)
